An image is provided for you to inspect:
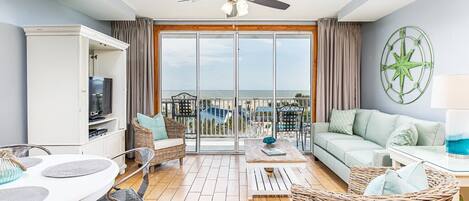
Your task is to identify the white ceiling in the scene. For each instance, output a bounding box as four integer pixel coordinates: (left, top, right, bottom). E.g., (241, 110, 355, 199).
(338, 0, 416, 22)
(57, 0, 417, 22)
(124, 0, 349, 21)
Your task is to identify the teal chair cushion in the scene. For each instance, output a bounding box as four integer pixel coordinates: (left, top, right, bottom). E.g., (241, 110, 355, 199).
(365, 112, 397, 147)
(353, 109, 375, 137)
(328, 109, 356, 135)
(137, 113, 169, 140)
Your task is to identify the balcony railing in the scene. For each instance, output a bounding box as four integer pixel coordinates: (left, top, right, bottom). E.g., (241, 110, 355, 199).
(161, 97, 311, 139)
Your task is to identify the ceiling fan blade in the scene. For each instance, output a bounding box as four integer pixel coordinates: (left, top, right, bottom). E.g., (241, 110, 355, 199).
(248, 0, 290, 10)
(226, 5, 238, 18)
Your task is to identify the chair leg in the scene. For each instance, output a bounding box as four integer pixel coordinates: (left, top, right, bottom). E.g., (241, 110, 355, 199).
(179, 158, 184, 166)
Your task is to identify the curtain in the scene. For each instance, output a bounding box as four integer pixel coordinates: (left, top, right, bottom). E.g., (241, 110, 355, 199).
(111, 18, 155, 152)
(316, 18, 361, 122)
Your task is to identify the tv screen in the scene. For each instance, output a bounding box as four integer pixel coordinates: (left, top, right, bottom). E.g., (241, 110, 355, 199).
(89, 77, 112, 120)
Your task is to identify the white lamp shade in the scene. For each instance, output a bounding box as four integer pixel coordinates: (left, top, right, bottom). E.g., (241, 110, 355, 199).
(237, 0, 249, 16)
(431, 74, 469, 109)
(221, 2, 233, 15)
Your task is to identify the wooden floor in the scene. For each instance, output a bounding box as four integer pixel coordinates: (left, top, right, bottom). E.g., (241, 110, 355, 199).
(118, 154, 347, 201)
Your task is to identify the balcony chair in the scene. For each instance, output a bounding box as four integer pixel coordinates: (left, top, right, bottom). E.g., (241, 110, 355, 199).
(133, 117, 186, 169)
(0, 144, 51, 157)
(276, 105, 305, 150)
(99, 147, 154, 201)
(291, 167, 459, 201)
(171, 92, 197, 140)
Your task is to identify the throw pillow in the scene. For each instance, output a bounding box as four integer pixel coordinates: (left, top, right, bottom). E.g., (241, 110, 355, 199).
(137, 113, 169, 140)
(364, 161, 429, 196)
(386, 123, 418, 148)
(328, 109, 356, 135)
(363, 169, 418, 195)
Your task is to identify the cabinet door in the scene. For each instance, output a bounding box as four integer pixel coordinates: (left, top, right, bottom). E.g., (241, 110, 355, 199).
(82, 139, 104, 155)
(104, 131, 125, 168)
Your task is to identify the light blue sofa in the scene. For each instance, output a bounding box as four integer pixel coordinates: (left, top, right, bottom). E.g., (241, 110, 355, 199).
(312, 109, 445, 183)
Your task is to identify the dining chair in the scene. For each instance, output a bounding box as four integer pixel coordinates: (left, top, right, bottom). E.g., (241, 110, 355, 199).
(100, 147, 155, 201)
(276, 104, 305, 150)
(0, 144, 51, 157)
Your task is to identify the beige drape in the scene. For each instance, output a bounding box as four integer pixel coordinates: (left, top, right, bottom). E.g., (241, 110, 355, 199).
(112, 18, 154, 151)
(316, 18, 361, 122)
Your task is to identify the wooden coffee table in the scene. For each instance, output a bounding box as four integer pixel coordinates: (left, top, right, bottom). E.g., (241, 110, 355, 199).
(244, 139, 307, 199)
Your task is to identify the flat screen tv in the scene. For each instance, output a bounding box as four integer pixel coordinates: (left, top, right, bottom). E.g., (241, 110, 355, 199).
(89, 77, 112, 121)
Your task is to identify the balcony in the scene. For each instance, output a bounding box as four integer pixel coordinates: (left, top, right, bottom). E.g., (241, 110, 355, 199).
(161, 96, 312, 152)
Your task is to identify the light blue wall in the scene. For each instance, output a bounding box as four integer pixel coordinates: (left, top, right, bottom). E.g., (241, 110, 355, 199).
(0, 0, 111, 145)
(361, 0, 469, 122)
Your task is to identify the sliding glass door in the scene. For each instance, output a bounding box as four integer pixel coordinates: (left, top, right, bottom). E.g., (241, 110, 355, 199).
(160, 32, 312, 153)
(160, 33, 197, 152)
(238, 34, 274, 151)
(199, 34, 236, 152)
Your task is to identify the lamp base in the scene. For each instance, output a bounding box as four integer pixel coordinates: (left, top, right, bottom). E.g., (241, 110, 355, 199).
(445, 110, 469, 157)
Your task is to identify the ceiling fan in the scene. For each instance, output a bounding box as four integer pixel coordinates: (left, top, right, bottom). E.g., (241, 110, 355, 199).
(178, 0, 290, 18)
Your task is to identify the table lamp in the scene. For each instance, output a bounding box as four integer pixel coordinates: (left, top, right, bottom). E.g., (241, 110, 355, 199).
(431, 75, 469, 158)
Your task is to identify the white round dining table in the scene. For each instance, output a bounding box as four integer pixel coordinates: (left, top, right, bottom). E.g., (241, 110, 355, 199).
(0, 154, 119, 201)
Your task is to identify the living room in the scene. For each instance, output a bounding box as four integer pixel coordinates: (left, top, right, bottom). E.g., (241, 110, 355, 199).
(0, 0, 468, 200)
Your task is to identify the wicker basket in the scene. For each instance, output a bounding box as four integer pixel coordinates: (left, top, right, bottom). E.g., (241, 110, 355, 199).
(291, 167, 459, 201)
(132, 118, 186, 168)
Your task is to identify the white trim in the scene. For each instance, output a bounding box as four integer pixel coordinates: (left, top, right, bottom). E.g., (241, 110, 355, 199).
(24, 25, 129, 50)
(154, 20, 317, 25)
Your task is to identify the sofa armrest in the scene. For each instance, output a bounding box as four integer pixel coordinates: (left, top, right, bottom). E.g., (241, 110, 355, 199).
(312, 122, 330, 135)
(372, 149, 392, 167)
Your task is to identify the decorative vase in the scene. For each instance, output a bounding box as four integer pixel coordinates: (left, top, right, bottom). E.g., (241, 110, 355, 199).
(263, 136, 277, 148)
(0, 150, 26, 184)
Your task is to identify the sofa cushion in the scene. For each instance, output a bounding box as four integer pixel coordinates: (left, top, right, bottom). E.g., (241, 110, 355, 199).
(326, 140, 383, 161)
(396, 115, 445, 146)
(353, 109, 376, 137)
(154, 138, 184, 150)
(314, 132, 363, 149)
(344, 150, 375, 167)
(328, 109, 356, 135)
(365, 112, 397, 147)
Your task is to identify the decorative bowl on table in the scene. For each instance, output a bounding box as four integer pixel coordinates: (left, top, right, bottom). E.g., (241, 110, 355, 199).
(263, 136, 277, 148)
(0, 150, 26, 184)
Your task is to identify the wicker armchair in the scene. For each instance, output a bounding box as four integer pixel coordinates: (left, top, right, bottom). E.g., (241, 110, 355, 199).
(291, 167, 459, 201)
(132, 117, 186, 170)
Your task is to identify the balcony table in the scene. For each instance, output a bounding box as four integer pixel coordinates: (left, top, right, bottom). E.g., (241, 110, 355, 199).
(0, 154, 119, 201)
(389, 146, 469, 201)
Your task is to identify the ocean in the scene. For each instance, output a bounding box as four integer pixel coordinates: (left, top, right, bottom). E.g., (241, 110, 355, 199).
(162, 90, 310, 99)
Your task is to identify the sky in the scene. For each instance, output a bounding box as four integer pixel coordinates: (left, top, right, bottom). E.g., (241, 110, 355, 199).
(161, 34, 311, 92)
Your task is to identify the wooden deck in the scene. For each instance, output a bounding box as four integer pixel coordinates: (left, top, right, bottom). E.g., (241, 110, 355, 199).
(118, 154, 347, 201)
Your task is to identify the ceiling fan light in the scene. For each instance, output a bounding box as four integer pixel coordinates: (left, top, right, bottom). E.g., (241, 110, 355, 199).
(236, 0, 249, 16)
(221, 2, 233, 15)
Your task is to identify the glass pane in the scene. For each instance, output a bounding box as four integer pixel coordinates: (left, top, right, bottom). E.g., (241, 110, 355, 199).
(238, 34, 274, 151)
(161, 33, 197, 152)
(199, 34, 235, 152)
(276, 34, 312, 151)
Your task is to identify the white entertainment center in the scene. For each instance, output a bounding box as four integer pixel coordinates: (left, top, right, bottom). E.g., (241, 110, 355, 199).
(25, 25, 128, 172)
